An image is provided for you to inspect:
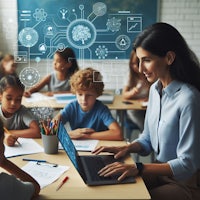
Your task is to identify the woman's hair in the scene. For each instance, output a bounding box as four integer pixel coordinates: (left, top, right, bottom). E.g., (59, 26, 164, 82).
(133, 22, 200, 91)
(0, 75, 25, 94)
(70, 68, 104, 96)
(55, 47, 79, 76)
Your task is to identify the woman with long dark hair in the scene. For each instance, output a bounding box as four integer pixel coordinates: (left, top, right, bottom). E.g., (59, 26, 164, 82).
(93, 22, 200, 200)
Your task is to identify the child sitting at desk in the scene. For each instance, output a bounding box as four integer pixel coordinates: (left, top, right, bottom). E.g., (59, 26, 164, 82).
(24, 47, 79, 97)
(122, 50, 151, 132)
(0, 118, 40, 199)
(54, 67, 123, 141)
(0, 75, 41, 146)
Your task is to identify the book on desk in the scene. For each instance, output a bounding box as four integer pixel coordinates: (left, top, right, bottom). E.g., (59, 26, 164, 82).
(97, 93, 114, 104)
(54, 93, 114, 104)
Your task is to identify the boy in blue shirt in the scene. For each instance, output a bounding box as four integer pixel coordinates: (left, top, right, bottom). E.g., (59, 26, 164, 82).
(54, 68, 123, 141)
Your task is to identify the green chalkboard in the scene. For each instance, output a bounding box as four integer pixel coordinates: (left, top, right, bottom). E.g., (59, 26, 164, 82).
(17, 0, 158, 60)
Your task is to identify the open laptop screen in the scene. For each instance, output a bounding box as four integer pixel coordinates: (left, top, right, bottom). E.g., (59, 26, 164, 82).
(57, 121, 136, 186)
(57, 122, 79, 170)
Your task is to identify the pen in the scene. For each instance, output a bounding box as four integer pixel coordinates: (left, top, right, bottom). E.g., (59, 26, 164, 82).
(15, 140, 21, 146)
(3, 127, 21, 146)
(22, 158, 47, 162)
(56, 176, 69, 191)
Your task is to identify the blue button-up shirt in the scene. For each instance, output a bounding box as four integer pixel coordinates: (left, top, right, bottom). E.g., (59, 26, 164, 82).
(135, 80, 200, 180)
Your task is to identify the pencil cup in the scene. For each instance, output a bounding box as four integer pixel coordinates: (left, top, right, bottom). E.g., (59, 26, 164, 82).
(42, 134, 58, 154)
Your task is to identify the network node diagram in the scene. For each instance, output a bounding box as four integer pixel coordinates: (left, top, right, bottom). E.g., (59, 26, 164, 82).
(16, 0, 157, 89)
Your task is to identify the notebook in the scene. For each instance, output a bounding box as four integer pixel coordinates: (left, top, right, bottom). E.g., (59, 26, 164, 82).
(97, 93, 114, 104)
(53, 93, 114, 104)
(54, 93, 76, 104)
(57, 122, 136, 186)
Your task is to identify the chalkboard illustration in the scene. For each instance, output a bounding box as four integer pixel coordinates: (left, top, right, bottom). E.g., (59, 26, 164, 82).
(19, 67, 40, 87)
(17, 0, 158, 60)
(18, 27, 39, 48)
(66, 18, 96, 49)
(17, 0, 158, 88)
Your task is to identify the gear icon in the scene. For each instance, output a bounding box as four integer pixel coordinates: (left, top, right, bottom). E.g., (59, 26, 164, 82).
(95, 45, 108, 59)
(19, 67, 40, 87)
(106, 17, 121, 32)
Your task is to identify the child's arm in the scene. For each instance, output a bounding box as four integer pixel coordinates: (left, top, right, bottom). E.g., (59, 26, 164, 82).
(122, 85, 140, 100)
(53, 111, 62, 123)
(4, 120, 41, 146)
(70, 121, 123, 141)
(0, 138, 40, 197)
(69, 128, 95, 139)
(24, 75, 51, 97)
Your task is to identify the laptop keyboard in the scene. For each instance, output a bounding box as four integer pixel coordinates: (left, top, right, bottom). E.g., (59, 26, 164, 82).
(83, 156, 116, 181)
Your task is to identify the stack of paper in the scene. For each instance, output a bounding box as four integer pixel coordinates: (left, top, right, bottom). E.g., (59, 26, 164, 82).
(59, 139, 99, 152)
(24, 92, 54, 103)
(22, 161, 69, 188)
(97, 94, 114, 104)
(5, 138, 44, 158)
(54, 93, 76, 104)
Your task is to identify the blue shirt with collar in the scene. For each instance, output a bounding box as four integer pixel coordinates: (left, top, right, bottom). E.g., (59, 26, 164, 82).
(135, 80, 200, 180)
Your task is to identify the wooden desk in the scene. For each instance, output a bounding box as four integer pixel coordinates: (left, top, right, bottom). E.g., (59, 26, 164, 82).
(22, 94, 146, 128)
(7, 139, 150, 200)
(107, 95, 146, 128)
(22, 94, 146, 110)
(108, 95, 146, 111)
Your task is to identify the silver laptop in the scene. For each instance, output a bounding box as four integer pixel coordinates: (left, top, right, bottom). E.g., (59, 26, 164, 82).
(57, 122, 136, 186)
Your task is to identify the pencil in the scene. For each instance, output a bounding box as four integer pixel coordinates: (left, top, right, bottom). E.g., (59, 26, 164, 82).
(15, 140, 22, 146)
(56, 176, 69, 191)
(41, 121, 49, 135)
(3, 127, 21, 146)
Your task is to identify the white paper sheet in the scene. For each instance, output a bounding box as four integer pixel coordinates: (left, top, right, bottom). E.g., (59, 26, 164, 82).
(54, 93, 76, 104)
(59, 139, 99, 152)
(97, 94, 114, 104)
(22, 161, 69, 188)
(24, 92, 55, 103)
(5, 138, 44, 158)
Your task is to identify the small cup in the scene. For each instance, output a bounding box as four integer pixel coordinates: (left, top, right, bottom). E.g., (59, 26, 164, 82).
(42, 134, 58, 154)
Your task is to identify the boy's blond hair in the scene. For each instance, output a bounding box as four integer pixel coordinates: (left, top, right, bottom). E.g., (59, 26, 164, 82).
(70, 68, 104, 96)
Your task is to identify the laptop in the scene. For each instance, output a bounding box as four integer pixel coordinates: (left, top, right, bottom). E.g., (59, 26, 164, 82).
(57, 122, 136, 186)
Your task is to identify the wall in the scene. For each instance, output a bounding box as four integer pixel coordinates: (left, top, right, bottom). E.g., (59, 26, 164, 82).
(0, 0, 18, 55)
(160, 0, 200, 57)
(0, 0, 200, 90)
